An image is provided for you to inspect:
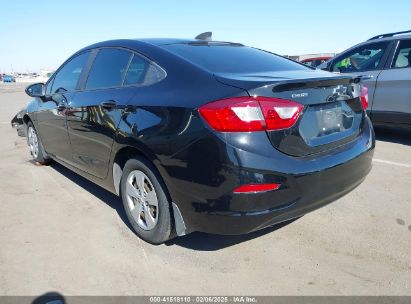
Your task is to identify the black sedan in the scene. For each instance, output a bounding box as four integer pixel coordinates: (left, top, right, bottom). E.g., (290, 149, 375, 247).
(21, 37, 374, 244)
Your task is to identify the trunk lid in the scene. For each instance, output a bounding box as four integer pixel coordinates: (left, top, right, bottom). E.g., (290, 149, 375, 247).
(215, 70, 365, 157)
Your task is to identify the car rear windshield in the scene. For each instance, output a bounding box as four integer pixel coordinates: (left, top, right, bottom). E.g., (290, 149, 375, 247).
(163, 43, 309, 73)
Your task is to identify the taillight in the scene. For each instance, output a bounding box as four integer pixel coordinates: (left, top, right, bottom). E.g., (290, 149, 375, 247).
(199, 96, 303, 132)
(233, 183, 281, 193)
(360, 85, 369, 110)
(259, 97, 304, 130)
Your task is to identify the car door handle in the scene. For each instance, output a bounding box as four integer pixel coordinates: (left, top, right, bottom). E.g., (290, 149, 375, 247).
(100, 100, 117, 110)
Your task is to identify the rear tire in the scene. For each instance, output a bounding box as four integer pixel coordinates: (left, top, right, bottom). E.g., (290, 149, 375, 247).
(120, 157, 173, 244)
(26, 121, 50, 165)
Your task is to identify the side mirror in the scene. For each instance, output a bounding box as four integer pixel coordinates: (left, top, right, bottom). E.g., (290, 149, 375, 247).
(25, 83, 45, 98)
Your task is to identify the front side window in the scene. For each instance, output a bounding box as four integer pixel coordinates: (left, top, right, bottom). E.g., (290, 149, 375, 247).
(85, 48, 132, 90)
(392, 39, 411, 68)
(331, 42, 389, 73)
(51, 51, 90, 93)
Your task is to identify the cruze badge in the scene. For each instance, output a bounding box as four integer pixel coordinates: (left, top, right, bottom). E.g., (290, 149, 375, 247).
(291, 92, 308, 98)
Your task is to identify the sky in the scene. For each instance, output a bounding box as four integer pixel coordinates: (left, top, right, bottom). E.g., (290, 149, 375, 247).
(1, 0, 411, 72)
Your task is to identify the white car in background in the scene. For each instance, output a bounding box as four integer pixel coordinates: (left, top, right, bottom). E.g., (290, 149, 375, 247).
(318, 30, 411, 130)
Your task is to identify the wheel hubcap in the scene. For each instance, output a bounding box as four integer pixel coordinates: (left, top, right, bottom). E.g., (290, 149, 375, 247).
(126, 170, 159, 231)
(28, 127, 39, 159)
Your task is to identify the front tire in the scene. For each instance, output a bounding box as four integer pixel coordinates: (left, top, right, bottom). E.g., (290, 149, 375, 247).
(120, 157, 173, 244)
(26, 121, 49, 165)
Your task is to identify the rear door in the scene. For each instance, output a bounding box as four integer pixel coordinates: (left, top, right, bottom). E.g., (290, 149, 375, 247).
(329, 41, 393, 112)
(371, 39, 411, 126)
(66, 48, 155, 178)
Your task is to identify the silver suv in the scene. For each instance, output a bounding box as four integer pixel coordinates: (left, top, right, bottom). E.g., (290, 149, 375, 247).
(318, 30, 411, 129)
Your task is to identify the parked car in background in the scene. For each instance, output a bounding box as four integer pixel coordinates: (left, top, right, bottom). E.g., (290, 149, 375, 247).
(21, 36, 374, 244)
(3, 75, 16, 83)
(301, 56, 332, 68)
(318, 30, 411, 129)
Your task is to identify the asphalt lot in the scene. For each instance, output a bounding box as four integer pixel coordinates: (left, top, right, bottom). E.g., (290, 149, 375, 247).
(0, 83, 410, 296)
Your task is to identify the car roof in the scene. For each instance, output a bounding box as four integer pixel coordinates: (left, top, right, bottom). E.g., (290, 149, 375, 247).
(367, 33, 411, 43)
(79, 38, 186, 50)
(54, 38, 252, 80)
(137, 38, 199, 45)
(73, 38, 247, 70)
(338, 31, 410, 54)
(80, 38, 241, 50)
(367, 29, 411, 41)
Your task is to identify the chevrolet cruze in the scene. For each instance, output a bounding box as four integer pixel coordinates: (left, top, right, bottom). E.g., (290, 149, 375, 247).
(23, 37, 375, 244)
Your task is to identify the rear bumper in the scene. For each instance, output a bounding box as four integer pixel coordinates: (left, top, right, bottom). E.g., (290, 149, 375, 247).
(188, 150, 371, 235)
(162, 116, 375, 235)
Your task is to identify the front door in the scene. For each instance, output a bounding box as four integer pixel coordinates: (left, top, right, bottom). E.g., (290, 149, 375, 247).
(36, 51, 91, 163)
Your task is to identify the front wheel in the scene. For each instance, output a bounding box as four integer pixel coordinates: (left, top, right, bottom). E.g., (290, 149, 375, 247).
(26, 122, 49, 165)
(120, 157, 173, 244)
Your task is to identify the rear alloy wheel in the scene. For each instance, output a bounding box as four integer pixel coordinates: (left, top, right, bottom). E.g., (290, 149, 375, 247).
(126, 170, 159, 231)
(26, 121, 49, 165)
(120, 157, 173, 244)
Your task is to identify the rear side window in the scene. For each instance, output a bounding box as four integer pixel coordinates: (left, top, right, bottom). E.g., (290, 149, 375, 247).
(86, 48, 132, 89)
(50, 51, 90, 93)
(392, 40, 411, 68)
(163, 44, 308, 73)
(124, 55, 148, 85)
(124, 54, 167, 86)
